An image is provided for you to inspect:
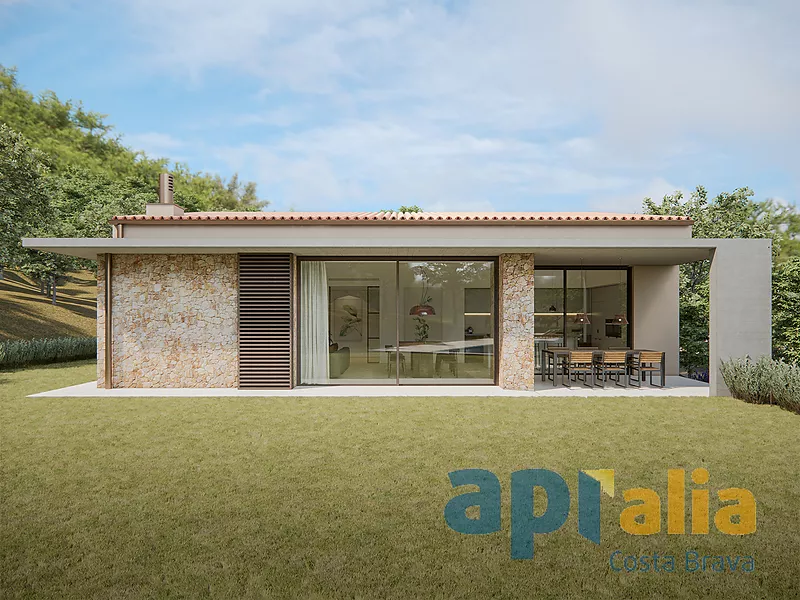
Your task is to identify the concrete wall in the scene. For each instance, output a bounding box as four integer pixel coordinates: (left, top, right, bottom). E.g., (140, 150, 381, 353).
(121, 222, 693, 242)
(632, 266, 680, 375)
(498, 253, 536, 390)
(99, 254, 239, 388)
(709, 239, 772, 396)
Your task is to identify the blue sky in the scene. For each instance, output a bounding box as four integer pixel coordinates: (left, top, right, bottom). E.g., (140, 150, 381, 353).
(2, 0, 798, 212)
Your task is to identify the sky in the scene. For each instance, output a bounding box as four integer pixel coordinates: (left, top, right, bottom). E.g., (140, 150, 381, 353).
(1, 0, 798, 213)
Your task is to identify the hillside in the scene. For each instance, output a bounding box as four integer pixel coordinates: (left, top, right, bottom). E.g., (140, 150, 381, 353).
(0, 270, 96, 340)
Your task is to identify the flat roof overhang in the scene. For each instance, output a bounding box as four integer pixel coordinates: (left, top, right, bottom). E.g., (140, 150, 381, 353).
(22, 237, 724, 265)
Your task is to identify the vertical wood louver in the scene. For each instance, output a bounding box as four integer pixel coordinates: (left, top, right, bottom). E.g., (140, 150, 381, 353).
(238, 254, 293, 388)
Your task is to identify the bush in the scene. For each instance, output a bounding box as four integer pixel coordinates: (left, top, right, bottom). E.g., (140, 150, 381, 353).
(720, 356, 800, 414)
(0, 337, 96, 369)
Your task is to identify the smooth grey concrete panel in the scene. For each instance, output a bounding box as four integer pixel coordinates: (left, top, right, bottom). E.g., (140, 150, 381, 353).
(709, 239, 772, 396)
(632, 266, 680, 375)
(119, 223, 692, 241)
(23, 236, 715, 263)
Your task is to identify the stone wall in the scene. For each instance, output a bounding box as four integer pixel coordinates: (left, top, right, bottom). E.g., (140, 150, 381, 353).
(498, 253, 536, 390)
(100, 254, 238, 388)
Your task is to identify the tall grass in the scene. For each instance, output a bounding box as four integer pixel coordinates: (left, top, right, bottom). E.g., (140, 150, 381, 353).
(0, 337, 96, 369)
(720, 356, 800, 414)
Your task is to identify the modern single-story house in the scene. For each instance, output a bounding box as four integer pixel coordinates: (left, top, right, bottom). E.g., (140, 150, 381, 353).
(24, 177, 772, 395)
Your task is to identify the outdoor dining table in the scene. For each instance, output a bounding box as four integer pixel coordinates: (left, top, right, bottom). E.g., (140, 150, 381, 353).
(540, 348, 655, 387)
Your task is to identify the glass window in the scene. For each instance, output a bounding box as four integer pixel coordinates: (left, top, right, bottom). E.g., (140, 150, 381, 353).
(300, 259, 495, 385)
(565, 269, 629, 351)
(301, 261, 397, 384)
(534, 270, 565, 372)
(398, 261, 495, 385)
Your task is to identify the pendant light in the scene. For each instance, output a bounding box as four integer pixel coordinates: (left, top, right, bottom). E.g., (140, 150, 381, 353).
(573, 260, 591, 324)
(613, 259, 629, 325)
(409, 267, 436, 316)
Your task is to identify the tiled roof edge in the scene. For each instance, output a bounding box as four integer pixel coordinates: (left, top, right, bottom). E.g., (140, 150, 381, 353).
(110, 212, 693, 224)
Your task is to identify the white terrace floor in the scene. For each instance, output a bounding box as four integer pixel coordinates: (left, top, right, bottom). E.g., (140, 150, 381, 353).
(30, 376, 708, 398)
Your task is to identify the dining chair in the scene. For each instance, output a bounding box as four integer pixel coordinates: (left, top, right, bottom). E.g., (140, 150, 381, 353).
(562, 351, 595, 387)
(435, 349, 459, 377)
(629, 351, 666, 388)
(594, 351, 629, 388)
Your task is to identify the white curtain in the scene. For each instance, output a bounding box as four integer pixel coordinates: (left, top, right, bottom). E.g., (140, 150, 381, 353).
(301, 261, 330, 384)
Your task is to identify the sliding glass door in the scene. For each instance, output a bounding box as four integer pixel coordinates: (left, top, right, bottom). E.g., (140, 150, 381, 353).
(398, 261, 494, 385)
(533, 270, 565, 373)
(301, 260, 397, 384)
(300, 259, 496, 385)
(534, 268, 630, 374)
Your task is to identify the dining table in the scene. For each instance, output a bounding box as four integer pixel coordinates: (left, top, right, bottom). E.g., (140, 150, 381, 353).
(378, 339, 494, 377)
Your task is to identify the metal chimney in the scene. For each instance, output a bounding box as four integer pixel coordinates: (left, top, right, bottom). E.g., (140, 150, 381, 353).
(158, 173, 174, 204)
(146, 173, 183, 216)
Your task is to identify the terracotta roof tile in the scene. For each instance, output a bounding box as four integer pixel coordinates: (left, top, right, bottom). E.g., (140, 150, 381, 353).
(111, 211, 692, 224)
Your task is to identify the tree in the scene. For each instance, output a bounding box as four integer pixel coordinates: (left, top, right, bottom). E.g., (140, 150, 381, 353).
(46, 166, 155, 240)
(643, 186, 795, 374)
(756, 199, 800, 262)
(772, 257, 800, 365)
(0, 124, 51, 279)
(1, 64, 269, 213)
(381, 205, 423, 213)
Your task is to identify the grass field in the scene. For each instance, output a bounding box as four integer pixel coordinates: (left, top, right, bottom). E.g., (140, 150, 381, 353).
(0, 270, 96, 340)
(2, 361, 799, 599)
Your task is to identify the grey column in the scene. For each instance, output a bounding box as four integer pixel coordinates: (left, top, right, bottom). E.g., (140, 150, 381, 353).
(709, 239, 772, 396)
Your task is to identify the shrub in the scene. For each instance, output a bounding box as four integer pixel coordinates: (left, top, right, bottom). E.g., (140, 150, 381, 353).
(720, 356, 800, 414)
(0, 336, 96, 369)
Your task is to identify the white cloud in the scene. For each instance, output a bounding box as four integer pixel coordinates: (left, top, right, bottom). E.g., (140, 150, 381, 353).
(124, 0, 800, 209)
(588, 177, 686, 214)
(125, 132, 187, 159)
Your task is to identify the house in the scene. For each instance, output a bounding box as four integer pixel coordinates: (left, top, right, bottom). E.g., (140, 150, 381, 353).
(23, 176, 771, 395)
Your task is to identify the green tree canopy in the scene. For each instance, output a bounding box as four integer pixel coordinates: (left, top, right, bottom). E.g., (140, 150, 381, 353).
(0, 124, 52, 274)
(381, 205, 423, 213)
(1, 65, 268, 213)
(644, 186, 798, 372)
(772, 257, 800, 365)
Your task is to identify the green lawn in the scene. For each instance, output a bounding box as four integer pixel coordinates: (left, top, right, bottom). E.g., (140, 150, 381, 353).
(2, 362, 799, 599)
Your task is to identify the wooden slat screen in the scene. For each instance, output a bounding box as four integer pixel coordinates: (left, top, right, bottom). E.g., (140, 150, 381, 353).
(238, 254, 293, 389)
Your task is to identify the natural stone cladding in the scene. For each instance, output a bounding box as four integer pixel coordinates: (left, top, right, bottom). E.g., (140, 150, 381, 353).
(101, 254, 238, 388)
(498, 253, 536, 390)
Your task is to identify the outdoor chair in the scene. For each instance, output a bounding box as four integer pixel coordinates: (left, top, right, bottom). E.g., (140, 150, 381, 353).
(594, 351, 629, 388)
(562, 351, 595, 387)
(543, 346, 568, 382)
(629, 351, 666, 388)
